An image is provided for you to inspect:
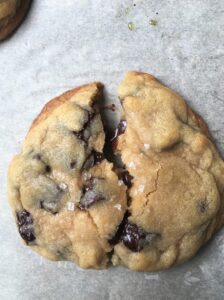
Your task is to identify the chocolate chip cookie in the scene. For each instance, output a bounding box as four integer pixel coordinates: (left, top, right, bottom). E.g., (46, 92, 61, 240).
(8, 73, 224, 271)
(8, 83, 127, 269)
(111, 72, 224, 271)
(0, 0, 32, 41)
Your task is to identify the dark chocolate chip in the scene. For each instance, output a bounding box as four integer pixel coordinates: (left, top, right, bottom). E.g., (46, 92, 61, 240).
(198, 200, 208, 213)
(40, 200, 59, 214)
(121, 222, 146, 252)
(73, 130, 85, 141)
(109, 213, 158, 252)
(109, 212, 129, 245)
(83, 178, 95, 193)
(17, 210, 33, 226)
(82, 151, 104, 170)
(16, 210, 35, 243)
(33, 154, 42, 160)
(70, 161, 77, 169)
(122, 170, 133, 188)
(82, 154, 95, 170)
(121, 223, 158, 252)
(87, 111, 95, 123)
(79, 191, 105, 209)
(46, 165, 51, 173)
(19, 226, 36, 242)
(93, 151, 104, 164)
(111, 120, 127, 150)
(73, 111, 95, 143)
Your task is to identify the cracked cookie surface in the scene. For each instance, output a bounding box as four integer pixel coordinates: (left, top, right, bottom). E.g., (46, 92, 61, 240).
(8, 83, 127, 269)
(111, 72, 224, 271)
(0, 0, 31, 40)
(8, 73, 224, 272)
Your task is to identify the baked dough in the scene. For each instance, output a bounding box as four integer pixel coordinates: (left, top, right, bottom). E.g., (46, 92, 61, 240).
(0, 0, 31, 40)
(8, 72, 224, 271)
(111, 72, 224, 271)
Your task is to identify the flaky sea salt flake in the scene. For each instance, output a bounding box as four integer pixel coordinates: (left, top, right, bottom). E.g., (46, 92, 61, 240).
(67, 201, 75, 211)
(139, 185, 145, 193)
(118, 180, 124, 186)
(144, 143, 150, 150)
(59, 182, 68, 190)
(114, 204, 122, 211)
(128, 161, 136, 169)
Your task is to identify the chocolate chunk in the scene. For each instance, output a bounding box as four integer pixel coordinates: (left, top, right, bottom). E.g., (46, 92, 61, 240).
(111, 120, 127, 150)
(82, 151, 104, 170)
(109, 212, 129, 245)
(121, 222, 146, 252)
(70, 161, 77, 169)
(73, 130, 85, 141)
(82, 154, 95, 170)
(45, 165, 51, 173)
(109, 214, 158, 252)
(79, 190, 105, 209)
(87, 111, 95, 123)
(93, 151, 104, 164)
(33, 154, 42, 160)
(83, 178, 95, 193)
(122, 170, 133, 188)
(40, 200, 58, 214)
(121, 223, 158, 251)
(16, 210, 35, 243)
(73, 111, 95, 142)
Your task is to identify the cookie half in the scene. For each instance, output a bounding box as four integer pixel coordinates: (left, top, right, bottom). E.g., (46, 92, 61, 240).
(8, 83, 127, 269)
(111, 71, 224, 271)
(0, 0, 32, 41)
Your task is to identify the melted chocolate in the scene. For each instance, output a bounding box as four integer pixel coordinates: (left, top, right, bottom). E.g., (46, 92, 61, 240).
(16, 210, 35, 243)
(82, 151, 104, 170)
(73, 111, 95, 142)
(122, 170, 133, 188)
(109, 214, 158, 252)
(110, 120, 127, 150)
(79, 191, 105, 209)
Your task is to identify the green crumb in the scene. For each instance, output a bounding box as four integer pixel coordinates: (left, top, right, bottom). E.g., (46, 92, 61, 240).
(125, 7, 130, 15)
(149, 19, 158, 26)
(128, 22, 136, 30)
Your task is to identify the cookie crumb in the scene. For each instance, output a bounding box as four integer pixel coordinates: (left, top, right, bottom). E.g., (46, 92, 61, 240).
(67, 202, 75, 211)
(114, 204, 122, 211)
(149, 19, 158, 26)
(128, 161, 136, 169)
(144, 143, 150, 150)
(128, 22, 136, 31)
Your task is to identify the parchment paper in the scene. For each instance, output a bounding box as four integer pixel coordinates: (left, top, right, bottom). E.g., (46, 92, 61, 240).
(0, 1, 224, 299)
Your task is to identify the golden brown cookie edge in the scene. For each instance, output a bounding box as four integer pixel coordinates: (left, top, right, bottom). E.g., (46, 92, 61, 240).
(0, 0, 32, 41)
